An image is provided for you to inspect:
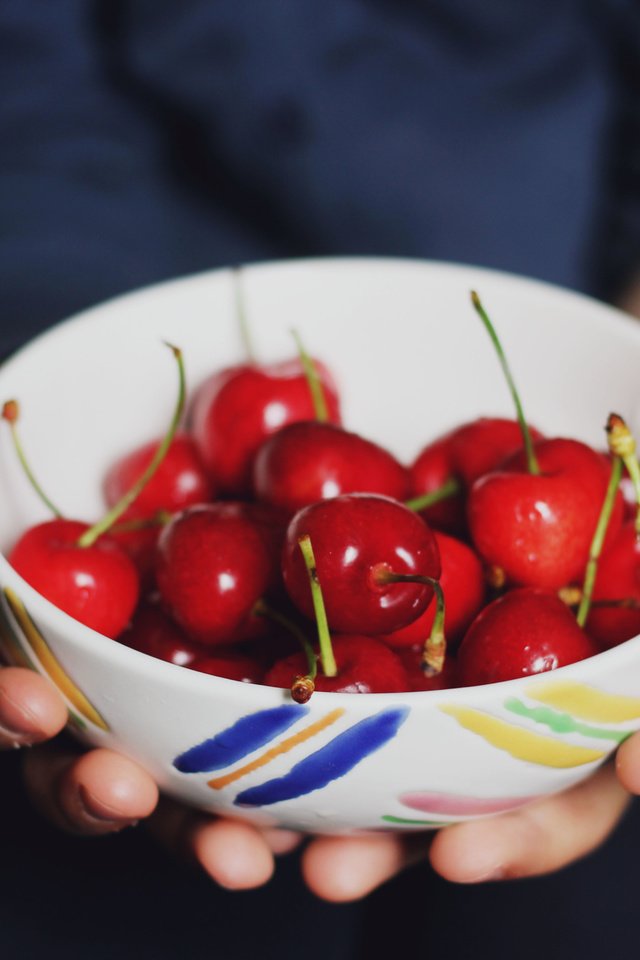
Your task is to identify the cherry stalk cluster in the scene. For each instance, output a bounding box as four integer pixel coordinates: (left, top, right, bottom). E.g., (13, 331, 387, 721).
(4, 292, 640, 700)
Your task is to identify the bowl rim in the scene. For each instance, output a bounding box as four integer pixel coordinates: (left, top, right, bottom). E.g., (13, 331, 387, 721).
(2, 254, 640, 709)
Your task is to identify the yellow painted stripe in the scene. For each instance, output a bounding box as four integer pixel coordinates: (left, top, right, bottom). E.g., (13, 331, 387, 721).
(4, 588, 109, 732)
(440, 704, 605, 768)
(0, 603, 34, 670)
(525, 680, 640, 724)
(208, 707, 345, 790)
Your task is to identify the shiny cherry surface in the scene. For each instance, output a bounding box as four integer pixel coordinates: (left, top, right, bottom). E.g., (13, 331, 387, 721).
(155, 503, 273, 646)
(253, 421, 410, 515)
(104, 432, 213, 518)
(118, 598, 203, 666)
(282, 494, 441, 635)
(9, 518, 139, 638)
(457, 587, 598, 686)
(191, 359, 341, 496)
(264, 634, 409, 693)
(587, 522, 640, 648)
(468, 437, 624, 589)
(381, 531, 485, 649)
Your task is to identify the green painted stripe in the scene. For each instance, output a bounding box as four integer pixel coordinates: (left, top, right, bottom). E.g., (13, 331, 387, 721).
(382, 815, 450, 827)
(504, 698, 629, 744)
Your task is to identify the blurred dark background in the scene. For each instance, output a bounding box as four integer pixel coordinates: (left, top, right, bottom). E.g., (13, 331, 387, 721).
(1, 2, 640, 958)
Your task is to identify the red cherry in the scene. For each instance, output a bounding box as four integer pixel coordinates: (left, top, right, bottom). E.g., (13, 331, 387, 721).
(409, 431, 466, 533)
(253, 421, 410, 514)
(450, 417, 544, 487)
(282, 494, 441, 635)
(118, 598, 203, 665)
(263, 634, 409, 693)
(155, 503, 274, 645)
(409, 418, 544, 533)
(9, 519, 139, 637)
(104, 432, 213, 519)
(457, 587, 598, 686)
(108, 523, 162, 587)
(398, 646, 459, 691)
(191, 360, 341, 496)
(586, 522, 640, 648)
(468, 438, 624, 589)
(381, 531, 485, 649)
(189, 649, 265, 683)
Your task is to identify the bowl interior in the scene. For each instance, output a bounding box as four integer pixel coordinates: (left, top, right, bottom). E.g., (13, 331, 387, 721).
(1, 257, 640, 559)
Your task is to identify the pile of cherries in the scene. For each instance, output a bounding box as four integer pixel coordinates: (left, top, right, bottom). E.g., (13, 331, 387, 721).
(4, 291, 640, 699)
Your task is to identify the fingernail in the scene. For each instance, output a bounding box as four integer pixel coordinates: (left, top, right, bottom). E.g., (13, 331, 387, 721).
(0, 722, 33, 747)
(78, 785, 138, 828)
(466, 863, 508, 883)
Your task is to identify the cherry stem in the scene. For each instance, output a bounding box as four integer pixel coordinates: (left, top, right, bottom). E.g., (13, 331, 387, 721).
(576, 449, 623, 627)
(607, 412, 640, 537)
(290, 329, 329, 423)
(254, 600, 317, 702)
(233, 266, 256, 363)
(110, 509, 173, 536)
(470, 291, 540, 476)
(375, 570, 446, 675)
(2, 400, 63, 518)
(405, 476, 462, 512)
(297, 534, 338, 677)
(77, 343, 186, 549)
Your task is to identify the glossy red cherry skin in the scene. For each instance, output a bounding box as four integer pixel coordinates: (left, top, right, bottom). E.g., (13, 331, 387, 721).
(282, 494, 441, 635)
(587, 522, 640, 648)
(457, 587, 598, 686)
(468, 438, 624, 590)
(189, 650, 265, 683)
(381, 531, 485, 650)
(253, 421, 410, 515)
(9, 519, 139, 638)
(156, 503, 273, 646)
(118, 598, 203, 666)
(409, 418, 543, 534)
(263, 634, 409, 693)
(105, 433, 215, 585)
(449, 417, 544, 487)
(409, 432, 466, 533)
(191, 360, 341, 496)
(104, 432, 214, 518)
(398, 646, 459, 691)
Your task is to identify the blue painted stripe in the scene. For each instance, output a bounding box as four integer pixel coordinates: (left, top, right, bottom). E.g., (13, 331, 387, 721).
(173, 704, 308, 773)
(234, 706, 409, 807)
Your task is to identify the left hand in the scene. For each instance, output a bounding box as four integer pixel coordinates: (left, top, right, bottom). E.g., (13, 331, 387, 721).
(20, 728, 640, 900)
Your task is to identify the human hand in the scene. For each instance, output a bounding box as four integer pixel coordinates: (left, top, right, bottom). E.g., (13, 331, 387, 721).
(10, 657, 639, 902)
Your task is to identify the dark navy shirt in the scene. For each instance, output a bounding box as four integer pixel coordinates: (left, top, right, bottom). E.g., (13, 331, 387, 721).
(2, 5, 640, 959)
(1, 1, 639, 357)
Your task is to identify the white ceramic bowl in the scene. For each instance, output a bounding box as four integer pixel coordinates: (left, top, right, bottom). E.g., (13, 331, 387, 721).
(1, 257, 640, 835)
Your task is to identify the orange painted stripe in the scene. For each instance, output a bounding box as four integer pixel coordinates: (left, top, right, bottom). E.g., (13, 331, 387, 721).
(208, 707, 346, 790)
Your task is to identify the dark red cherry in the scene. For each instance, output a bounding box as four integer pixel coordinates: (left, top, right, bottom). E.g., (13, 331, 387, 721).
(381, 531, 485, 650)
(254, 421, 410, 515)
(468, 438, 624, 590)
(409, 418, 544, 533)
(282, 494, 441, 635)
(9, 519, 139, 638)
(263, 634, 409, 693)
(104, 432, 213, 518)
(118, 598, 203, 666)
(450, 417, 544, 487)
(189, 650, 265, 683)
(191, 360, 341, 496)
(409, 431, 466, 533)
(457, 587, 598, 686)
(398, 646, 459, 691)
(586, 522, 640, 648)
(155, 503, 273, 646)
